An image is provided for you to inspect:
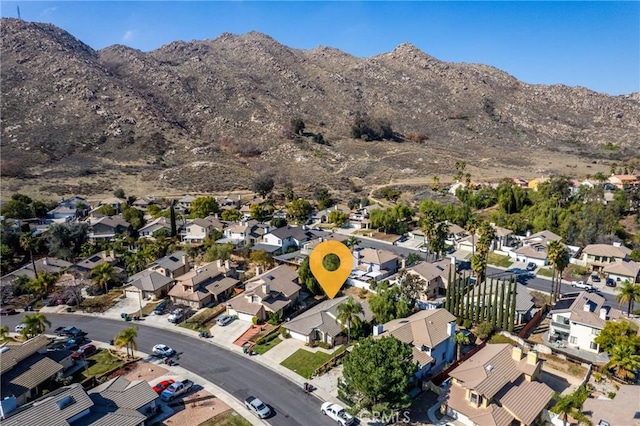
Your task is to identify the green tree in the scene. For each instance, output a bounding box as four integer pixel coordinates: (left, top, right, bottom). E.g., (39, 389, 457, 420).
(551, 386, 591, 426)
(96, 204, 116, 216)
(0, 199, 32, 219)
(340, 337, 417, 415)
(46, 223, 89, 260)
(250, 250, 275, 270)
(113, 188, 126, 199)
(476, 320, 494, 341)
(19, 232, 39, 280)
(430, 222, 449, 260)
(314, 188, 333, 210)
(21, 313, 51, 339)
(297, 257, 323, 296)
(249, 203, 269, 221)
(455, 331, 470, 360)
(190, 196, 219, 218)
(606, 343, 640, 380)
(253, 175, 275, 198)
(336, 297, 364, 344)
(397, 270, 424, 307)
(0, 325, 9, 341)
(204, 243, 233, 262)
(31, 272, 58, 296)
(470, 254, 486, 283)
(615, 282, 640, 317)
(369, 283, 410, 323)
(114, 326, 138, 358)
(466, 216, 481, 256)
(169, 201, 177, 237)
(594, 320, 640, 353)
(221, 208, 243, 222)
(405, 253, 422, 266)
(286, 199, 313, 222)
(290, 118, 305, 135)
(328, 210, 349, 227)
(345, 236, 361, 251)
(91, 263, 119, 295)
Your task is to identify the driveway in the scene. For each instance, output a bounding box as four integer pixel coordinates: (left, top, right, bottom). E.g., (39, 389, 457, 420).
(209, 318, 251, 346)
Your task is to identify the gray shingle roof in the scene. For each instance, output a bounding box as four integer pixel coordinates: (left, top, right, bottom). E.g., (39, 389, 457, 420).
(127, 270, 174, 292)
(89, 376, 158, 411)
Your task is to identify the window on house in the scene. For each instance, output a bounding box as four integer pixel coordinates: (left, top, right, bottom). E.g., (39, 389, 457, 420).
(470, 393, 478, 405)
(442, 352, 446, 360)
(591, 328, 599, 335)
(570, 336, 577, 344)
(590, 341, 598, 350)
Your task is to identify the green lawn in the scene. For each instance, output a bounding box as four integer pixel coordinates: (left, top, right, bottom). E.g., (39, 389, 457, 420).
(198, 410, 252, 426)
(537, 268, 553, 278)
(486, 253, 513, 268)
(81, 349, 124, 378)
(179, 306, 226, 332)
(252, 336, 283, 355)
(281, 346, 345, 379)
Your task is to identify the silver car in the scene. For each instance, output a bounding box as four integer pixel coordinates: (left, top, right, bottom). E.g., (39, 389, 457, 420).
(245, 396, 271, 419)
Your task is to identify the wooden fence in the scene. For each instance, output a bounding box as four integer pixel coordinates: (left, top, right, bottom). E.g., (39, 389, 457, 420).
(517, 305, 549, 339)
(430, 341, 487, 386)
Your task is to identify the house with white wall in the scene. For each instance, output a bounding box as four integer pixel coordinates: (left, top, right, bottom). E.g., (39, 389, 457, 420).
(581, 242, 632, 271)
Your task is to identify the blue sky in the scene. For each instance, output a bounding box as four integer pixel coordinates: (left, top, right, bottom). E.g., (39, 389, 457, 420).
(2, 1, 638, 95)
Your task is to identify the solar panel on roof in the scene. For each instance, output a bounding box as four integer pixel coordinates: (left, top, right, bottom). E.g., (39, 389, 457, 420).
(553, 298, 575, 310)
(169, 256, 179, 262)
(88, 255, 101, 262)
(56, 396, 76, 410)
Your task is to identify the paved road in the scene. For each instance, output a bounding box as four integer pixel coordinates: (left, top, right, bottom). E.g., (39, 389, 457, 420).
(2, 314, 333, 426)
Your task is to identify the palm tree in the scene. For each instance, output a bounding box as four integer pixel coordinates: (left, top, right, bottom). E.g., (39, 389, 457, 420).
(607, 343, 640, 380)
(345, 236, 361, 252)
(0, 325, 10, 342)
(547, 240, 562, 303)
(91, 263, 119, 295)
(470, 254, 487, 283)
(466, 216, 480, 256)
(615, 281, 640, 317)
(335, 297, 364, 345)
(421, 212, 437, 258)
(31, 272, 58, 296)
(455, 331, 470, 360)
(114, 326, 138, 359)
(22, 313, 51, 339)
(19, 232, 39, 279)
(554, 247, 570, 302)
(551, 386, 591, 426)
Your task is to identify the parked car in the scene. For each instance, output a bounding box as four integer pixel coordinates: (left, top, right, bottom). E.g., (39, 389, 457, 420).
(152, 379, 175, 394)
(152, 344, 176, 357)
(216, 314, 233, 327)
(153, 300, 169, 315)
(591, 275, 601, 283)
(245, 396, 272, 419)
(160, 379, 194, 401)
(526, 262, 537, 272)
(321, 402, 355, 426)
(571, 281, 594, 291)
(0, 308, 17, 316)
(167, 309, 184, 323)
(71, 344, 97, 359)
(419, 246, 428, 253)
(14, 323, 26, 333)
(606, 278, 616, 287)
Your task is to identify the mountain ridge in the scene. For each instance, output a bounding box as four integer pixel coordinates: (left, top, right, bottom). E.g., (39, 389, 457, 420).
(1, 17, 638, 199)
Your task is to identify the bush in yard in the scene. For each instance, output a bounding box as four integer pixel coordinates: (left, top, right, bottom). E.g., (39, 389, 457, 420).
(280, 327, 290, 338)
(476, 321, 495, 341)
(463, 319, 473, 329)
(252, 316, 259, 325)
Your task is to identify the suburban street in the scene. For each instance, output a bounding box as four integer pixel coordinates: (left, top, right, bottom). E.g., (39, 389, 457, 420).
(1, 314, 334, 426)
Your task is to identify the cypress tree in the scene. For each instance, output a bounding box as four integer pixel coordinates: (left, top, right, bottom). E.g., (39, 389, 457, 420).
(489, 278, 498, 327)
(508, 279, 517, 332)
(481, 278, 488, 322)
(498, 280, 507, 329)
(170, 200, 177, 237)
(474, 280, 481, 324)
(445, 267, 452, 311)
(465, 282, 472, 320)
(503, 279, 512, 330)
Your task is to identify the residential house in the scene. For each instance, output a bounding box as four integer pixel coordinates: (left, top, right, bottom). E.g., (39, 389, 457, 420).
(350, 247, 401, 284)
(443, 344, 554, 426)
(466, 283, 537, 325)
(448, 182, 466, 195)
(216, 195, 241, 210)
(88, 216, 131, 243)
(46, 196, 87, 222)
(219, 220, 263, 247)
(181, 218, 221, 244)
(74, 250, 118, 273)
(258, 225, 315, 254)
(608, 174, 639, 189)
(404, 259, 454, 304)
(311, 204, 351, 225)
(512, 178, 529, 189)
(527, 177, 548, 190)
(148, 251, 190, 279)
(548, 291, 623, 353)
(0, 335, 73, 407)
(602, 260, 640, 284)
(168, 260, 239, 309)
(124, 269, 175, 300)
(283, 296, 373, 347)
(96, 197, 126, 214)
(227, 265, 301, 321)
(138, 217, 172, 239)
(581, 243, 632, 271)
(491, 223, 515, 250)
(1, 257, 72, 289)
(176, 194, 197, 211)
(349, 208, 370, 230)
(131, 196, 155, 210)
(582, 384, 640, 426)
(513, 230, 563, 267)
(375, 309, 457, 380)
(1, 376, 158, 426)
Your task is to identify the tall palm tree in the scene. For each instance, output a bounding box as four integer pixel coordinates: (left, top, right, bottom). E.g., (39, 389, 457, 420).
(554, 247, 570, 302)
(421, 213, 437, 258)
(91, 263, 119, 295)
(455, 331, 470, 360)
(466, 216, 481, 256)
(345, 236, 361, 252)
(114, 326, 138, 359)
(22, 313, 51, 339)
(615, 281, 640, 317)
(19, 232, 39, 279)
(335, 297, 364, 345)
(547, 240, 562, 303)
(606, 343, 640, 380)
(470, 254, 487, 283)
(551, 386, 590, 426)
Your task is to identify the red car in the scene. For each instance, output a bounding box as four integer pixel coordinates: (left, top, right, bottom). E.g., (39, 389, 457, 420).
(153, 379, 176, 394)
(71, 344, 97, 359)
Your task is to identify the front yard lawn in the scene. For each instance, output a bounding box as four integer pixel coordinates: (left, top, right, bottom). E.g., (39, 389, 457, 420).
(198, 410, 252, 426)
(281, 346, 345, 379)
(81, 349, 124, 378)
(179, 306, 226, 332)
(252, 335, 283, 355)
(487, 253, 513, 268)
(536, 268, 553, 278)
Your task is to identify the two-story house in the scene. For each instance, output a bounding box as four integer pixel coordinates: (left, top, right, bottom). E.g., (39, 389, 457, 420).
(96, 197, 126, 214)
(227, 265, 301, 321)
(219, 220, 263, 247)
(581, 242, 632, 272)
(181, 217, 221, 244)
(513, 230, 563, 267)
(46, 196, 88, 222)
(602, 259, 640, 285)
(138, 217, 172, 239)
(168, 259, 239, 309)
(444, 344, 554, 426)
(123, 251, 190, 300)
(88, 216, 131, 243)
(375, 309, 457, 380)
(352, 247, 401, 283)
(548, 291, 623, 353)
(176, 194, 197, 211)
(260, 225, 315, 254)
(608, 174, 639, 189)
(403, 259, 454, 305)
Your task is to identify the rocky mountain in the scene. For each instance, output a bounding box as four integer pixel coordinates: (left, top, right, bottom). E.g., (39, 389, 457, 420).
(1, 18, 638, 198)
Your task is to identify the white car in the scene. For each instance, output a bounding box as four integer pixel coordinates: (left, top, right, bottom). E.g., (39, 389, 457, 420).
(216, 314, 233, 326)
(321, 402, 355, 426)
(571, 280, 594, 290)
(167, 309, 184, 323)
(152, 344, 175, 357)
(245, 396, 271, 419)
(14, 323, 26, 333)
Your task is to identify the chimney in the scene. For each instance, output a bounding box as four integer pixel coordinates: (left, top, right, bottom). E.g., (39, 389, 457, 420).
(372, 324, 384, 336)
(225, 259, 230, 269)
(512, 346, 523, 361)
(612, 242, 621, 248)
(447, 321, 456, 337)
(261, 283, 270, 295)
(526, 230, 531, 237)
(599, 307, 607, 320)
(182, 254, 189, 270)
(526, 350, 538, 366)
(583, 302, 592, 312)
(217, 259, 222, 268)
(255, 265, 262, 275)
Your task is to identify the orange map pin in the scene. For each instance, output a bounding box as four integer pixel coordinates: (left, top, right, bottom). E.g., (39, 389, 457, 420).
(309, 240, 353, 299)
